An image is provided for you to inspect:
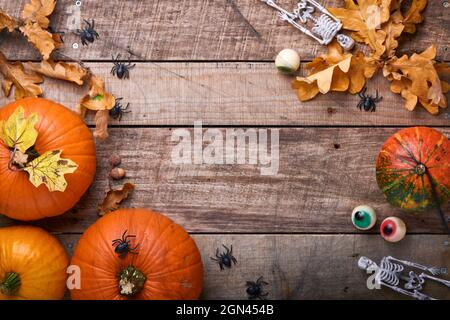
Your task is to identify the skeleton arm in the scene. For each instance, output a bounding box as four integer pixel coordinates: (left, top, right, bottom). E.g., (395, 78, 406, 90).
(386, 256, 447, 276)
(419, 273, 450, 288)
(381, 282, 436, 300)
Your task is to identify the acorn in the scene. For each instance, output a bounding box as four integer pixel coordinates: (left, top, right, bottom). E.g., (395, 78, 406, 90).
(110, 167, 126, 180)
(110, 154, 122, 167)
(275, 49, 300, 74)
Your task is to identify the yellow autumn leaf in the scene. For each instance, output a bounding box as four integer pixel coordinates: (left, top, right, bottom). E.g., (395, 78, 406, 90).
(0, 9, 17, 32)
(22, 0, 56, 29)
(19, 21, 61, 60)
(0, 106, 39, 153)
(24, 149, 78, 192)
(26, 60, 88, 85)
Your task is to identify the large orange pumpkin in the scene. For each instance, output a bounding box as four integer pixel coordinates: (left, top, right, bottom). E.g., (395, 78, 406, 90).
(0, 98, 96, 220)
(376, 127, 450, 212)
(70, 209, 204, 300)
(0, 226, 69, 300)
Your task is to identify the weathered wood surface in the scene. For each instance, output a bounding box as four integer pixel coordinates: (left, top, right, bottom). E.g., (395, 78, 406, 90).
(0, 62, 448, 126)
(0, 127, 448, 233)
(58, 234, 450, 300)
(0, 0, 449, 61)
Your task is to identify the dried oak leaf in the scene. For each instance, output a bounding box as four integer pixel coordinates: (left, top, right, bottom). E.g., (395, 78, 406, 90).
(19, 21, 62, 60)
(22, 0, 56, 29)
(97, 182, 135, 216)
(26, 60, 88, 85)
(398, 0, 427, 34)
(77, 76, 116, 112)
(292, 41, 377, 101)
(380, 9, 404, 58)
(328, 0, 392, 58)
(383, 45, 446, 114)
(0, 10, 17, 32)
(93, 109, 110, 140)
(0, 51, 43, 99)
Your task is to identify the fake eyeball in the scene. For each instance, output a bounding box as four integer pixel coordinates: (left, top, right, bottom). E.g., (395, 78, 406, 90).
(380, 217, 406, 243)
(275, 49, 300, 74)
(351, 205, 376, 230)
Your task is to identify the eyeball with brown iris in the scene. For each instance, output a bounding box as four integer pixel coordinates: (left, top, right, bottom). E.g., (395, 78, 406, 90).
(380, 217, 406, 243)
(351, 205, 377, 230)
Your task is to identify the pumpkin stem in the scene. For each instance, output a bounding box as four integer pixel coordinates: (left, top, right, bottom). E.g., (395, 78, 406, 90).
(415, 163, 427, 175)
(0, 272, 21, 296)
(119, 266, 146, 296)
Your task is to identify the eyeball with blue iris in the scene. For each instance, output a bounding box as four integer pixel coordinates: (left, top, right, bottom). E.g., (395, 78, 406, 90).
(351, 205, 377, 230)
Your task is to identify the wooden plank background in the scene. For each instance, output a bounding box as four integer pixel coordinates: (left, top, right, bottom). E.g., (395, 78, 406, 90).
(0, 0, 449, 300)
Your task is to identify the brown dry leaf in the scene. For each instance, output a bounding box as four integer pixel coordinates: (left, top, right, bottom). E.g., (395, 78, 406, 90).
(383, 45, 446, 114)
(328, 0, 392, 58)
(93, 109, 110, 140)
(401, 0, 427, 33)
(22, 0, 56, 29)
(0, 51, 43, 99)
(0, 10, 17, 32)
(381, 10, 404, 58)
(19, 22, 61, 60)
(26, 60, 88, 85)
(292, 42, 377, 100)
(77, 75, 116, 112)
(97, 183, 135, 216)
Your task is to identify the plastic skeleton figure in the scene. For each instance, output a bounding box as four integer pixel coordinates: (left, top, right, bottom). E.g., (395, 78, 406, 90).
(358, 256, 450, 300)
(262, 0, 354, 50)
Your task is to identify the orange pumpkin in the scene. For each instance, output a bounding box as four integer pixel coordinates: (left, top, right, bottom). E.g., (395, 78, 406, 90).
(0, 226, 69, 300)
(70, 209, 204, 300)
(0, 98, 96, 220)
(376, 127, 450, 212)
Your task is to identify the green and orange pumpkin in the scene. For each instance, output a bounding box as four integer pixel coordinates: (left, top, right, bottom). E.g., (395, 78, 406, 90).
(376, 127, 450, 212)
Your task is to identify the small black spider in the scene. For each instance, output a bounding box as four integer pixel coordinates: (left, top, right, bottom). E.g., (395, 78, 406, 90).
(211, 245, 237, 270)
(112, 230, 139, 258)
(109, 98, 131, 121)
(111, 54, 136, 79)
(246, 276, 269, 300)
(75, 19, 99, 46)
(357, 87, 382, 112)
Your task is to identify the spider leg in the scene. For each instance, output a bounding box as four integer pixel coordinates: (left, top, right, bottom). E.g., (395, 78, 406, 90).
(84, 19, 91, 28)
(111, 66, 117, 75)
(91, 19, 95, 29)
(358, 87, 367, 98)
(119, 112, 123, 121)
(357, 101, 363, 110)
(127, 63, 136, 69)
(371, 101, 376, 112)
(231, 257, 237, 264)
(222, 244, 230, 254)
(246, 281, 256, 287)
(124, 69, 129, 79)
(210, 257, 219, 262)
(219, 262, 224, 270)
(123, 103, 130, 111)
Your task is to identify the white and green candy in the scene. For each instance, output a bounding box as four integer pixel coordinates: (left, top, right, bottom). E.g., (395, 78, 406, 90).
(351, 205, 377, 230)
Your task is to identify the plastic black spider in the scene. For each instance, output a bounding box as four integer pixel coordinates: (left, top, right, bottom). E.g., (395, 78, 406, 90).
(111, 54, 136, 79)
(357, 87, 382, 112)
(75, 19, 99, 46)
(246, 276, 269, 300)
(109, 98, 131, 121)
(211, 245, 237, 270)
(112, 230, 139, 258)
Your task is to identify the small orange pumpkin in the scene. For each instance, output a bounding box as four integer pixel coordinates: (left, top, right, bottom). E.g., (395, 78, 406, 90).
(70, 209, 204, 300)
(0, 98, 96, 220)
(0, 226, 69, 300)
